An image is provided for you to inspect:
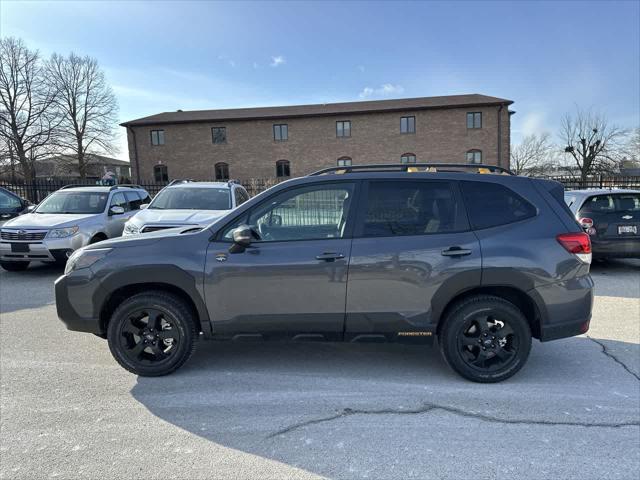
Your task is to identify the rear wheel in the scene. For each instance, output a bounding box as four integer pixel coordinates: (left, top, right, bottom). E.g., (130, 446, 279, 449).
(0, 261, 29, 272)
(439, 295, 531, 383)
(107, 292, 197, 376)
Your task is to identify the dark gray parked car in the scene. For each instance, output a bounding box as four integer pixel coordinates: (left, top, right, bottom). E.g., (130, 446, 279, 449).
(55, 164, 594, 382)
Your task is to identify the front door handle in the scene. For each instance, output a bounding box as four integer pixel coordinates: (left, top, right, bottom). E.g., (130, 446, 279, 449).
(316, 252, 345, 262)
(441, 246, 472, 257)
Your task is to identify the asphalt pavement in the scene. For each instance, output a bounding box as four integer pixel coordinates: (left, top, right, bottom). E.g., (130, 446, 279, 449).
(1, 259, 639, 479)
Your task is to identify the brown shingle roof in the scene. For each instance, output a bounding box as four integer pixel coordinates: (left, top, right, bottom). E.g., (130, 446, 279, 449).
(121, 94, 513, 127)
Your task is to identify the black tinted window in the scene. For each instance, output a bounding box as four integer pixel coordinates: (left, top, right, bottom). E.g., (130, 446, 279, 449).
(582, 194, 640, 213)
(461, 181, 536, 229)
(125, 191, 143, 210)
(363, 181, 459, 237)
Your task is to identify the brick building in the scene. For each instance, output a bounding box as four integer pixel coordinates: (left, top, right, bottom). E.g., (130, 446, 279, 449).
(121, 94, 513, 182)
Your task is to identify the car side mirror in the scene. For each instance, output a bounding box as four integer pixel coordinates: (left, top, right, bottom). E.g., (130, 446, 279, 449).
(27, 205, 37, 212)
(109, 206, 125, 216)
(229, 225, 252, 253)
(140, 204, 149, 210)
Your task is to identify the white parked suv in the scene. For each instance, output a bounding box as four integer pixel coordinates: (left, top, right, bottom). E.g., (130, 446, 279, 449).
(123, 180, 249, 236)
(0, 185, 150, 271)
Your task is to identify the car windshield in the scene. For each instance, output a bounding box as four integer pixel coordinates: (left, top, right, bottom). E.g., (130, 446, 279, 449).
(149, 187, 231, 210)
(35, 191, 109, 214)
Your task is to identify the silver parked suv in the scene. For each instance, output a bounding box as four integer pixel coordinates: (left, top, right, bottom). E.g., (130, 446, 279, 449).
(0, 184, 150, 271)
(123, 180, 249, 236)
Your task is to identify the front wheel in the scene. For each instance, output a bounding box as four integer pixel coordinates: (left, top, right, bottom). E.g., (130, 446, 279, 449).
(1, 261, 30, 272)
(439, 295, 532, 383)
(107, 292, 197, 376)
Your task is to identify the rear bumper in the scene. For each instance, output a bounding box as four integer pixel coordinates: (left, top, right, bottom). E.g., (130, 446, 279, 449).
(591, 237, 640, 259)
(532, 274, 594, 342)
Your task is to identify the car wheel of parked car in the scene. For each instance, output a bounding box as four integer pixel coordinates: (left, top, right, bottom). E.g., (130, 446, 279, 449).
(0, 261, 30, 272)
(439, 295, 532, 383)
(107, 292, 197, 376)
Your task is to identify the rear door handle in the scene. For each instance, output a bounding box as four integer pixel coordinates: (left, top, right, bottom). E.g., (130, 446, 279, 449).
(441, 246, 472, 257)
(316, 252, 345, 262)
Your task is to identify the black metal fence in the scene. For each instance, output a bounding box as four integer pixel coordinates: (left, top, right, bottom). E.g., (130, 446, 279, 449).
(543, 175, 640, 191)
(0, 178, 284, 203)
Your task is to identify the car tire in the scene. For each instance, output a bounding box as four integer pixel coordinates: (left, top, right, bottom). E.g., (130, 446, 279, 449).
(439, 295, 532, 383)
(0, 261, 30, 272)
(107, 292, 197, 376)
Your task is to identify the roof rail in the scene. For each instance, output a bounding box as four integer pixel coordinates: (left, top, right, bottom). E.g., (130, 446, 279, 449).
(110, 183, 141, 190)
(167, 179, 195, 186)
(59, 184, 102, 190)
(309, 163, 515, 176)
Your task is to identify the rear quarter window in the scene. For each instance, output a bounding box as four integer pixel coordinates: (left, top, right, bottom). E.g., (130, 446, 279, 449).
(461, 181, 537, 230)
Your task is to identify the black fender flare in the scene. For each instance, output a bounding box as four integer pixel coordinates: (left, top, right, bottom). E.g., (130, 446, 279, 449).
(95, 265, 211, 333)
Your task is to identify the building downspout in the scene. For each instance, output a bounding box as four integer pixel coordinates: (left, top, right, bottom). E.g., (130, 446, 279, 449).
(497, 105, 503, 168)
(128, 126, 141, 182)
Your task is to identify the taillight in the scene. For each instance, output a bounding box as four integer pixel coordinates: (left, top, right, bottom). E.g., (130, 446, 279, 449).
(578, 217, 597, 235)
(557, 232, 592, 264)
(579, 217, 593, 228)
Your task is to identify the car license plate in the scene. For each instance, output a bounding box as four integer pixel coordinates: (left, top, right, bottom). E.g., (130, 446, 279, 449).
(10, 243, 30, 253)
(618, 225, 637, 235)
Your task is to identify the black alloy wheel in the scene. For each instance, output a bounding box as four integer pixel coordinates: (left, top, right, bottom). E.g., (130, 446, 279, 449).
(439, 295, 532, 383)
(107, 292, 196, 376)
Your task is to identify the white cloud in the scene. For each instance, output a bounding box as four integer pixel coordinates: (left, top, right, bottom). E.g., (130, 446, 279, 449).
(359, 83, 404, 99)
(270, 55, 285, 67)
(521, 111, 547, 136)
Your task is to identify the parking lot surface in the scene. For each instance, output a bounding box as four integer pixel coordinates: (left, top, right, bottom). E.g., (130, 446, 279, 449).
(1, 260, 639, 479)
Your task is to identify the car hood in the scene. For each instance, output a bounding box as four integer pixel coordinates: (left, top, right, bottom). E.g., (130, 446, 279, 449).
(1, 212, 97, 229)
(130, 208, 230, 225)
(87, 225, 204, 250)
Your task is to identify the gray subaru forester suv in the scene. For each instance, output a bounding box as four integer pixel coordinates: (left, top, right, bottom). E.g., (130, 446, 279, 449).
(54, 164, 593, 382)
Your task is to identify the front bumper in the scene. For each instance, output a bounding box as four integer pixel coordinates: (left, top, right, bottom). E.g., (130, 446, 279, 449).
(55, 272, 106, 334)
(591, 237, 640, 259)
(0, 233, 88, 262)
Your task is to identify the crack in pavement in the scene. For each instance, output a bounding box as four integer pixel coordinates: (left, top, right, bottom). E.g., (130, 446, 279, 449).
(268, 403, 640, 438)
(587, 336, 640, 382)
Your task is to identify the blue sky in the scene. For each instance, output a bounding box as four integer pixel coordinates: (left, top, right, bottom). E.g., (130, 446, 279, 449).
(2, 0, 639, 160)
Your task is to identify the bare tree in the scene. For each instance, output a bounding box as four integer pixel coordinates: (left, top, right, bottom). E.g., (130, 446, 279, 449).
(511, 133, 555, 176)
(0, 37, 59, 181)
(47, 53, 118, 179)
(560, 108, 627, 185)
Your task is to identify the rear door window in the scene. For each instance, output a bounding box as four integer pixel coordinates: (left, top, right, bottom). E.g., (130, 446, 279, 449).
(362, 181, 462, 237)
(461, 181, 536, 229)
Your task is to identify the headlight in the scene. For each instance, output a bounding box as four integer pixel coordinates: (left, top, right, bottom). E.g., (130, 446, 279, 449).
(123, 222, 140, 236)
(48, 226, 79, 238)
(64, 248, 112, 275)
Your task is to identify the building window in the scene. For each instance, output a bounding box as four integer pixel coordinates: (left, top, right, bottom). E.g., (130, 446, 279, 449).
(400, 116, 415, 134)
(466, 149, 482, 164)
(401, 153, 417, 164)
(467, 112, 482, 129)
(215, 162, 229, 181)
(273, 124, 288, 141)
(150, 130, 165, 146)
(336, 121, 351, 138)
(212, 127, 227, 144)
(337, 156, 352, 167)
(153, 164, 168, 182)
(276, 159, 291, 178)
